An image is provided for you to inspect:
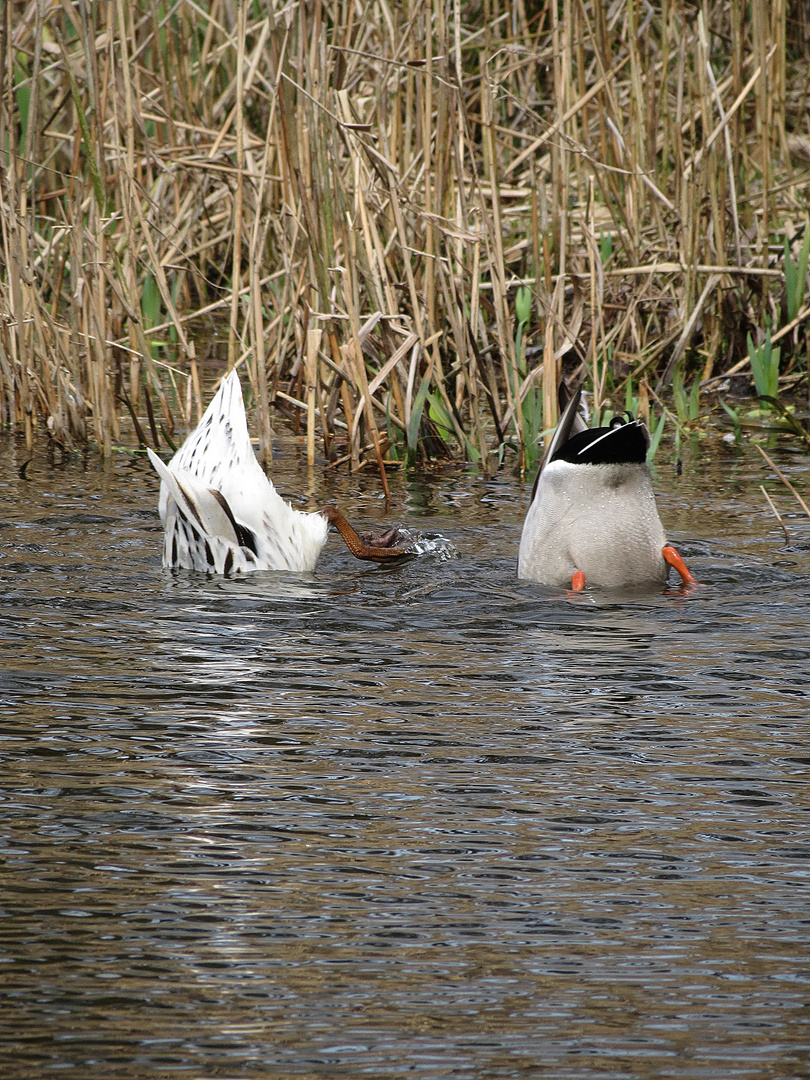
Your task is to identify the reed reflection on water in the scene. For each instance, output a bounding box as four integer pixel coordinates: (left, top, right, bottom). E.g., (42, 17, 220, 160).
(0, 437, 808, 1078)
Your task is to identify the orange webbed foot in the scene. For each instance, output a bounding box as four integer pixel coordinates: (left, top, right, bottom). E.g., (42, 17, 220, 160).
(662, 545, 694, 586)
(571, 570, 586, 592)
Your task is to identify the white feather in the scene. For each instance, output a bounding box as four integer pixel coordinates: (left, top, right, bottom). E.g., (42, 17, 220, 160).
(148, 370, 328, 573)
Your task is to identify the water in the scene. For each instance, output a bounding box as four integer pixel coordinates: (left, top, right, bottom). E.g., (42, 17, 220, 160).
(1, 433, 809, 1078)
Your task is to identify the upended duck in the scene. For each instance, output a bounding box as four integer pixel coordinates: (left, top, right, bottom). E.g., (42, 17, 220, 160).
(518, 388, 693, 590)
(147, 370, 408, 573)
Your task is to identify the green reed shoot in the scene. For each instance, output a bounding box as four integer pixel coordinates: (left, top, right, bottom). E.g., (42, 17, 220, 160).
(672, 366, 702, 426)
(512, 287, 544, 472)
(784, 228, 810, 323)
(747, 329, 781, 401)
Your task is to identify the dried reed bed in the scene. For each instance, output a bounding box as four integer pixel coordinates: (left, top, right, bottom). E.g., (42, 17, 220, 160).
(2, 0, 809, 480)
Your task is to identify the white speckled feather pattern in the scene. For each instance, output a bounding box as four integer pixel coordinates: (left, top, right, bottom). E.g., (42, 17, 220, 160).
(147, 371, 328, 573)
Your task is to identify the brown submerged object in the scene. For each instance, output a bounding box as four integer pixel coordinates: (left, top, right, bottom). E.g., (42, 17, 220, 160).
(321, 506, 411, 561)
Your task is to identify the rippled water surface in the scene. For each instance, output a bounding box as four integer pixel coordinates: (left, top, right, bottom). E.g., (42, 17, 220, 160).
(1, 432, 809, 1078)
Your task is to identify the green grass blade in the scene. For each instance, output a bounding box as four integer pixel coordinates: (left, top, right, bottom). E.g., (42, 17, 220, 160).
(688, 374, 700, 420)
(770, 345, 781, 398)
(748, 332, 767, 398)
(672, 365, 687, 422)
(718, 396, 742, 441)
(427, 390, 454, 440)
(795, 228, 810, 320)
(407, 371, 432, 453)
(785, 236, 797, 319)
(647, 410, 666, 460)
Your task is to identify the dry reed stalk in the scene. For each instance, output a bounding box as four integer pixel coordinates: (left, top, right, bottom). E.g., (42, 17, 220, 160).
(760, 483, 790, 541)
(305, 325, 321, 469)
(227, 0, 245, 373)
(1, 0, 808, 475)
(756, 443, 810, 518)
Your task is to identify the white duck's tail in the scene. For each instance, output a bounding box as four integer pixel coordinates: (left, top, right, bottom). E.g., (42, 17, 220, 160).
(147, 446, 258, 573)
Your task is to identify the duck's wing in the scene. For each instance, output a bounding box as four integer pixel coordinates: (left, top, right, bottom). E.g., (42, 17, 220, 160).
(150, 371, 328, 572)
(148, 447, 241, 546)
(148, 445, 252, 573)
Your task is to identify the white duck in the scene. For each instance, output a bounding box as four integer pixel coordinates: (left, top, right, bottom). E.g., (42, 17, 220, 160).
(518, 387, 693, 590)
(147, 370, 408, 573)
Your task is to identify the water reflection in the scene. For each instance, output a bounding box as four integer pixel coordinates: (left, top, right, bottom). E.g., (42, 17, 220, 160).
(1, 436, 809, 1077)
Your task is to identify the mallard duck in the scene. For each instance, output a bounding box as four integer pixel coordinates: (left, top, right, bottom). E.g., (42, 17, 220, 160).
(518, 388, 693, 590)
(147, 370, 408, 573)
